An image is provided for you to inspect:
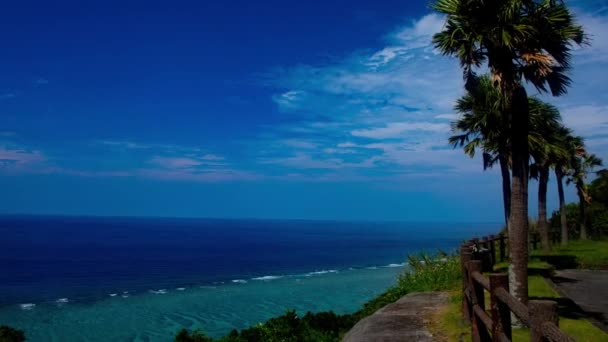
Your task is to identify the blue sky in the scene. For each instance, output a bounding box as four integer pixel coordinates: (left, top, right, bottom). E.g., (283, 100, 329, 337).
(1, 0, 607, 222)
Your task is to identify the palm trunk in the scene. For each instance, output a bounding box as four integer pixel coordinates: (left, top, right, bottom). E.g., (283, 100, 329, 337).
(577, 183, 588, 240)
(538, 166, 550, 252)
(508, 86, 529, 304)
(556, 168, 568, 245)
(499, 154, 511, 228)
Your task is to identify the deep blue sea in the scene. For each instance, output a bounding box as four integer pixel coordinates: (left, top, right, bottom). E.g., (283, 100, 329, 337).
(0, 216, 498, 341)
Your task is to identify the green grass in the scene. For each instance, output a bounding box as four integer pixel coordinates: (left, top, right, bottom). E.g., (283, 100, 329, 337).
(531, 239, 608, 270)
(429, 291, 469, 341)
(511, 275, 607, 342)
(559, 318, 608, 342)
(493, 260, 554, 275)
(434, 276, 608, 341)
(434, 239, 608, 341)
(528, 275, 558, 298)
(353, 251, 461, 321)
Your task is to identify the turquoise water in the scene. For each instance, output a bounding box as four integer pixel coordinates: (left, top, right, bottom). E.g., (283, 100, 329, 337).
(0, 216, 498, 341)
(0, 266, 403, 341)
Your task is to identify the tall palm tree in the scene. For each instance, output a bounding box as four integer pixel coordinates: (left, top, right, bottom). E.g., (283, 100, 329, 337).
(451, 81, 564, 251)
(554, 128, 583, 245)
(590, 169, 608, 206)
(433, 0, 586, 303)
(449, 75, 511, 226)
(569, 153, 603, 239)
(528, 100, 565, 252)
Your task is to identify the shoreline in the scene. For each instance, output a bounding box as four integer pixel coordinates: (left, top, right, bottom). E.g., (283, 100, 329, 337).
(0, 261, 410, 309)
(0, 264, 405, 340)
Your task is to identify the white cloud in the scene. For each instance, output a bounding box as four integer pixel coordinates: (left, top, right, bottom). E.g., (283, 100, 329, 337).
(337, 142, 358, 148)
(390, 13, 445, 47)
(323, 147, 356, 154)
(366, 47, 411, 69)
(259, 12, 468, 178)
(149, 156, 202, 169)
(261, 7, 608, 182)
(573, 9, 608, 64)
(34, 78, 49, 85)
(434, 113, 459, 120)
(261, 152, 345, 169)
(272, 90, 305, 110)
(351, 122, 450, 139)
(0, 93, 16, 100)
(136, 168, 260, 182)
(561, 104, 608, 137)
(201, 154, 224, 161)
(0, 146, 46, 166)
(281, 139, 318, 149)
(100, 140, 151, 149)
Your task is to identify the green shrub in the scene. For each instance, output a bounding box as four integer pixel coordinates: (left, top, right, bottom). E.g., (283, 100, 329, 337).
(177, 251, 461, 342)
(398, 251, 460, 293)
(0, 326, 26, 342)
(175, 328, 213, 342)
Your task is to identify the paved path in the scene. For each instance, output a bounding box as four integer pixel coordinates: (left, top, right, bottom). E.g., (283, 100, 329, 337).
(342, 292, 448, 342)
(551, 269, 608, 332)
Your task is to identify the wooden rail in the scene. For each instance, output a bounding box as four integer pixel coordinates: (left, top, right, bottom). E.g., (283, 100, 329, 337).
(461, 237, 574, 342)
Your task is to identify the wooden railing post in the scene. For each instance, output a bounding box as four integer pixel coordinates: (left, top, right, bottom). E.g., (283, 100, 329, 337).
(499, 233, 506, 262)
(529, 300, 559, 342)
(461, 244, 473, 321)
(490, 273, 512, 341)
(467, 260, 490, 342)
(481, 236, 488, 271)
(488, 234, 496, 269)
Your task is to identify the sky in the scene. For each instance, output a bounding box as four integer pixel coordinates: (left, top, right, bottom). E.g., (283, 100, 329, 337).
(1, 0, 608, 222)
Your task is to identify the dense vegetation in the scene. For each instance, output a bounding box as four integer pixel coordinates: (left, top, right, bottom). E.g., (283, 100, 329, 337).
(549, 170, 608, 241)
(175, 252, 461, 342)
(435, 240, 608, 341)
(0, 325, 25, 342)
(433, 0, 587, 304)
(176, 232, 608, 341)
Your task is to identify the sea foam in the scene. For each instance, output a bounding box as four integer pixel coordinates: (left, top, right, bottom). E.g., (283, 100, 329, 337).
(56, 298, 69, 303)
(19, 303, 36, 310)
(149, 289, 167, 295)
(251, 275, 283, 281)
(231, 279, 247, 284)
(304, 270, 338, 277)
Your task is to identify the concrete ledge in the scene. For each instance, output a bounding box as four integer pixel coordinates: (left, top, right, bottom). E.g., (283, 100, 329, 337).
(343, 292, 448, 342)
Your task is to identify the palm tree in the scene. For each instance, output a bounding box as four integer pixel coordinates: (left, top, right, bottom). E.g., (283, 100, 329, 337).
(432, 0, 586, 303)
(590, 169, 608, 206)
(449, 75, 511, 226)
(451, 82, 564, 251)
(554, 128, 583, 245)
(569, 153, 603, 239)
(528, 100, 565, 252)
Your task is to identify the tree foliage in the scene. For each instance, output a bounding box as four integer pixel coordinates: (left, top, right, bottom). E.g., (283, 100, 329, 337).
(175, 252, 461, 342)
(433, 0, 586, 304)
(0, 326, 26, 342)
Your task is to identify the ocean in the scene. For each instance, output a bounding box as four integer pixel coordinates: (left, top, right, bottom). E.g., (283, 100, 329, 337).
(0, 216, 497, 341)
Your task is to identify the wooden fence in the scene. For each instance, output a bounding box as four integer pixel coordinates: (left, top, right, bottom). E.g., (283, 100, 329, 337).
(460, 235, 574, 342)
